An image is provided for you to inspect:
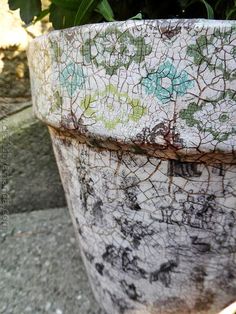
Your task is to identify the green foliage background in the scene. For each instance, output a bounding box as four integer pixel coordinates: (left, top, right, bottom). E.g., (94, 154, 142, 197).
(8, 0, 236, 30)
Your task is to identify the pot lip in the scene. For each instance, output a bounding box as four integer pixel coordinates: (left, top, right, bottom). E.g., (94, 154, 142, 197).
(28, 17, 236, 160)
(32, 18, 236, 43)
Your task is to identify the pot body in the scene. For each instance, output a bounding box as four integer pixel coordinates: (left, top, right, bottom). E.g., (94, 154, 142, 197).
(28, 19, 236, 314)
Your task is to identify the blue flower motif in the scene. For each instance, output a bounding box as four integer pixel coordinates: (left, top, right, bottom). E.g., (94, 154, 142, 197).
(141, 60, 194, 103)
(60, 62, 85, 97)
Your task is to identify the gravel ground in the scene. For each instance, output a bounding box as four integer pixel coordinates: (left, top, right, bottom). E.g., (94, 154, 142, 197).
(0, 208, 104, 314)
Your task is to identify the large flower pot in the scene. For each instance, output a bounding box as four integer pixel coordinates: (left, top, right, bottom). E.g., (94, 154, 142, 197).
(28, 19, 236, 314)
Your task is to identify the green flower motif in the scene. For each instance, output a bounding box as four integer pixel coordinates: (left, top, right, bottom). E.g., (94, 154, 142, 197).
(80, 84, 147, 130)
(187, 27, 236, 79)
(50, 90, 62, 113)
(49, 38, 62, 63)
(179, 101, 236, 142)
(81, 27, 152, 75)
(60, 62, 85, 97)
(141, 60, 194, 103)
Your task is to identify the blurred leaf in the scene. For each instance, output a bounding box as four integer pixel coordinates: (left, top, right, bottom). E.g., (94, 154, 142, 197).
(178, 0, 194, 8)
(179, 0, 214, 18)
(226, 7, 236, 19)
(8, 0, 41, 24)
(8, 0, 236, 30)
(215, 0, 224, 10)
(200, 0, 214, 18)
(51, 0, 80, 10)
(129, 12, 143, 20)
(49, 3, 77, 29)
(96, 0, 115, 21)
(74, 0, 100, 26)
(34, 8, 50, 23)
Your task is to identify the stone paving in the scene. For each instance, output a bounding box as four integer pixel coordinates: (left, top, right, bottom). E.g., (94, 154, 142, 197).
(0, 207, 104, 314)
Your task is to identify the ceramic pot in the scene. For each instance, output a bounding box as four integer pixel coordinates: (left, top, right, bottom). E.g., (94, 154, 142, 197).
(28, 19, 236, 314)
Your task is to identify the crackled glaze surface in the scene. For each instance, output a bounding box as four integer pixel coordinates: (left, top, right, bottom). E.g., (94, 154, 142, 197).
(28, 20, 236, 314)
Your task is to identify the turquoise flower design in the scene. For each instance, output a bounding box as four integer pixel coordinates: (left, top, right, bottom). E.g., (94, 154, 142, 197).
(142, 60, 194, 103)
(60, 62, 85, 97)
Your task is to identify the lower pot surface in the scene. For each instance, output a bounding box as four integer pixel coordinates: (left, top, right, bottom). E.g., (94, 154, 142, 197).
(49, 127, 236, 314)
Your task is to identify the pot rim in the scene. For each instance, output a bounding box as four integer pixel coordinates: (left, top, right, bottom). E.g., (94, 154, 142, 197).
(28, 19, 236, 163)
(32, 18, 236, 42)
